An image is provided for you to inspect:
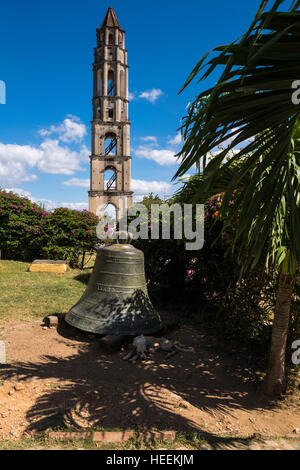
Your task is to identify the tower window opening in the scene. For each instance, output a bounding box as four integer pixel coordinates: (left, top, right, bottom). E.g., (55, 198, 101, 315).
(108, 70, 114, 96)
(105, 134, 117, 155)
(109, 33, 114, 45)
(105, 168, 117, 191)
(103, 203, 117, 225)
(108, 106, 114, 119)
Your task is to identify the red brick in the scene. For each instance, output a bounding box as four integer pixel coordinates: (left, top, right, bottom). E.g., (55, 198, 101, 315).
(138, 431, 176, 442)
(93, 431, 135, 443)
(48, 431, 91, 441)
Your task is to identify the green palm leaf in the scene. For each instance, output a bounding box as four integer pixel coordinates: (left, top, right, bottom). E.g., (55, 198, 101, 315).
(174, 0, 300, 271)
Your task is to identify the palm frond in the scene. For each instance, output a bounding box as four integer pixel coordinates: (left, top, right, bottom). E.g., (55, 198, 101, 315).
(174, 1, 300, 271)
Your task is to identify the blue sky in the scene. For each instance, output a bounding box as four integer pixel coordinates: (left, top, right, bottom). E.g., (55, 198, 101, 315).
(0, 0, 263, 210)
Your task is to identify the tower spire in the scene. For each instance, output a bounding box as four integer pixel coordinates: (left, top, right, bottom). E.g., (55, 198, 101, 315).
(100, 7, 121, 30)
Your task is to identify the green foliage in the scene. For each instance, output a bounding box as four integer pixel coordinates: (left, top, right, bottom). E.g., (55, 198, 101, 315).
(213, 267, 278, 355)
(39, 208, 99, 267)
(130, 193, 278, 356)
(174, 0, 300, 272)
(0, 190, 99, 267)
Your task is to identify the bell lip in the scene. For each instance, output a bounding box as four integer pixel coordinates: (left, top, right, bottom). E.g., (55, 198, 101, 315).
(64, 311, 162, 336)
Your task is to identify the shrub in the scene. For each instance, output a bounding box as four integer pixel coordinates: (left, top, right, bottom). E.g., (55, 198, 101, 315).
(130, 193, 238, 304)
(0, 190, 99, 267)
(39, 207, 99, 267)
(128, 192, 279, 359)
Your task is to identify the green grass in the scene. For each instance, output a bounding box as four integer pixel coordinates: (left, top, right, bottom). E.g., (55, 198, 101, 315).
(0, 431, 236, 451)
(0, 260, 91, 322)
(1, 431, 299, 451)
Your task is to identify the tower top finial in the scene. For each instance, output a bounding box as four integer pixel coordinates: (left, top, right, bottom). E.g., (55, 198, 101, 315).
(100, 7, 121, 29)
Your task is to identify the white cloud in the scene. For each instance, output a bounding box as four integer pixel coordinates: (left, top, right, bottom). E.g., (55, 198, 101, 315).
(0, 142, 40, 186)
(4, 187, 88, 212)
(63, 178, 90, 188)
(168, 132, 182, 146)
(134, 145, 178, 166)
(131, 179, 172, 195)
(138, 89, 163, 104)
(140, 136, 158, 145)
(4, 187, 32, 198)
(39, 116, 87, 143)
(63, 177, 172, 196)
(0, 116, 90, 186)
(133, 195, 145, 203)
(37, 140, 88, 175)
(0, 139, 89, 185)
(129, 89, 163, 104)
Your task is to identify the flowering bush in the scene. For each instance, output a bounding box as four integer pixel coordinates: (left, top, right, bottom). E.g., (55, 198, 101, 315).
(130, 193, 236, 303)
(129, 191, 280, 358)
(39, 208, 100, 266)
(0, 190, 99, 266)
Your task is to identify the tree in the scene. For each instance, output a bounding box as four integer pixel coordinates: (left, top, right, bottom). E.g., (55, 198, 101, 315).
(174, 0, 300, 396)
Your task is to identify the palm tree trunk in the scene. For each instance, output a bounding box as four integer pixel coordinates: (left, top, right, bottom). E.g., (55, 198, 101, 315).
(263, 271, 295, 397)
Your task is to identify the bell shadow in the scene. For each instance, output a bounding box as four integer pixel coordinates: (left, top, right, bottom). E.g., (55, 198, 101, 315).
(74, 273, 91, 285)
(56, 318, 101, 343)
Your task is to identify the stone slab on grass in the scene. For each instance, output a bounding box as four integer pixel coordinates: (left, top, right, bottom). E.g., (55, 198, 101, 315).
(29, 260, 69, 274)
(43, 315, 60, 328)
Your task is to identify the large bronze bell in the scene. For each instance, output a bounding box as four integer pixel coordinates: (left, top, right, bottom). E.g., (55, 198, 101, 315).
(65, 234, 162, 335)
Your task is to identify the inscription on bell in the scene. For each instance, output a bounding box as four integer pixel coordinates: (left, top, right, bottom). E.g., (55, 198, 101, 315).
(96, 283, 146, 293)
(106, 256, 143, 264)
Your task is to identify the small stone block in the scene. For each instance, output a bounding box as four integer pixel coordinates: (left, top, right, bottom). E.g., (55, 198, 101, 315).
(43, 316, 59, 328)
(98, 335, 127, 353)
(14, 382, 25, 391)
(93, 431, 134, 443)
(48, 432, 92, 441)
(0, 341, 6, 364)
(29, 260, 69, 274)
(138, 431, 176, 442)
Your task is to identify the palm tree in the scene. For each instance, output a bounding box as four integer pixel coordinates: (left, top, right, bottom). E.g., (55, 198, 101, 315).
(174, 0, 300, 396)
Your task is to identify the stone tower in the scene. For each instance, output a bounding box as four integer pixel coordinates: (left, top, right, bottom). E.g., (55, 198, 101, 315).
(89, 7, 133, 220)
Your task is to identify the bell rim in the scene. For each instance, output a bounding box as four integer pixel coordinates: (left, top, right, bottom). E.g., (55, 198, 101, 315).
(65, 311, 162, 336)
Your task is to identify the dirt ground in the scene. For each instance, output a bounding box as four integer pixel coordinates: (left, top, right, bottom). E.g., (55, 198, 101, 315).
(0, 316, 299, 442)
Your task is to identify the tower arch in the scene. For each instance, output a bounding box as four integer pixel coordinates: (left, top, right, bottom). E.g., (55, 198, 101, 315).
(107, 70, 115, 96)
(104, 132, 117, 155)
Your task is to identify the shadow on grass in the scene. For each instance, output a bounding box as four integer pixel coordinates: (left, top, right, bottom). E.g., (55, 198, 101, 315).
(74, 273, 91, 285)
